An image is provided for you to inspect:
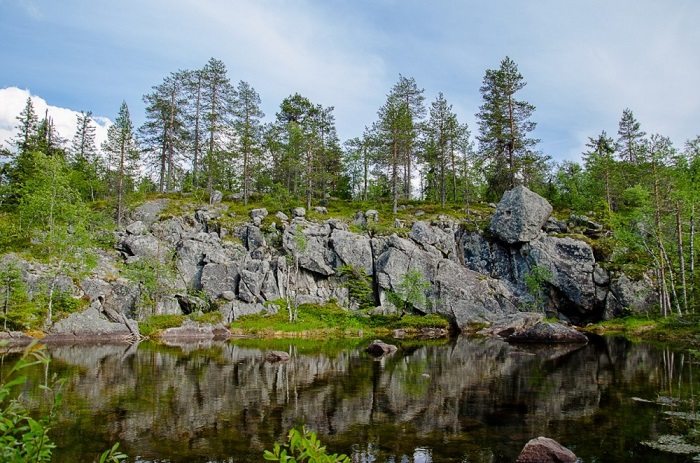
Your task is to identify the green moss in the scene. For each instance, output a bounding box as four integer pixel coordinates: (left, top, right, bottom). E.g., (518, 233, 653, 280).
(190, 311, 223, 324)
(140, 314, 185, 337)
(230, 302, 451, 338)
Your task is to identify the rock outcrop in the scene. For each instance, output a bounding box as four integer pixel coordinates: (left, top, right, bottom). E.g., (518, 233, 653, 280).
(1, 184, 658, 343)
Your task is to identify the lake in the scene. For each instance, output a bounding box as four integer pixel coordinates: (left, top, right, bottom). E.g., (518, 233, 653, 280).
(3, 335, 699, 462)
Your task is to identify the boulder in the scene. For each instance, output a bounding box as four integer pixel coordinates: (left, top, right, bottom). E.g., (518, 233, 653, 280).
(523, 235, 596, 317)
(249, 208, 268, 221)
(46, 306, 134, 342)
(507, 321, 588, 344)
(330, 229, 374, 275)
(291, 207, 306, 218)
(516, 437, 578, 463)
(209, 190, 223, 204)
(433, 259, 520, 329)
(265, 351, 291, 362)
(488, 186, 552, 244)
(365, 339, 397, 355)
(365, 210, 379, 222)
(313, 206, 328, 215)
(200, 262, 240, 301)
(125, 221, 148, 235)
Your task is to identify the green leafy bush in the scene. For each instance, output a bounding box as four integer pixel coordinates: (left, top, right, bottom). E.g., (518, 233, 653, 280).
(263, 427, 350, 463)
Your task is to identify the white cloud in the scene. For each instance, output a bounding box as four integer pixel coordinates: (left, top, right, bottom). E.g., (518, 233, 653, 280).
(0, 87, 111, 153)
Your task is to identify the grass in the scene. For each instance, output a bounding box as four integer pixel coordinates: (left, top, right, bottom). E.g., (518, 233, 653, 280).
(229, 302, 451, 339)
(585, 314, 700, 345)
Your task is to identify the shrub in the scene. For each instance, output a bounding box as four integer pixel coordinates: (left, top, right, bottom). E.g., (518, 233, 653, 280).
(263, 427, 350, 463)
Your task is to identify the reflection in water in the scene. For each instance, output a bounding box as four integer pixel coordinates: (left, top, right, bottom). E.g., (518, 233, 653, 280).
(3, 335, 698, 462)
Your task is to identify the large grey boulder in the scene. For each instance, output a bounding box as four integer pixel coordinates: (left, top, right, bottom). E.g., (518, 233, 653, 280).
(330, 229, 374, 275)
(283, 221, 335, 276)
(200, 262, 240, 301)
(489, 186, 552, 244)
(375, 234, 519, 327)
(604, 272, 656, 319)
(523, 235, 596, 317)
(433, 259, 519, 329)
(46, 306, 134, 342)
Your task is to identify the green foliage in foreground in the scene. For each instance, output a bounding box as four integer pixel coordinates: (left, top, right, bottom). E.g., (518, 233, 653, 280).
(264, 427, 350, 463)
(0, 342, 127, 463)
(232, 301, 449, 337)
(0, 342, 60, 462)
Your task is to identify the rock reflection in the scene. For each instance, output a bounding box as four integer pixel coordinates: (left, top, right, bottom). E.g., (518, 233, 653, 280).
(5, 335, 693, 462)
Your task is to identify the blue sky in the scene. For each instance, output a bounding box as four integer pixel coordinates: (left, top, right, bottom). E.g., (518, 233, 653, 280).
(1, 0, 699, 163)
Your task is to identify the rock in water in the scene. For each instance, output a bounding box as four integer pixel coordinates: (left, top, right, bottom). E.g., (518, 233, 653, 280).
(365, 339, 397, 355)
(265, 351, 290, 362)
(507, 321, 588, 344)
(489, 186, 552, 244)
(516, 437, 578, 463)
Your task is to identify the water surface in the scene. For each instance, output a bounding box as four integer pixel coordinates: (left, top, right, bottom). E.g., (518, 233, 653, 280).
(4, 335, 698, 462)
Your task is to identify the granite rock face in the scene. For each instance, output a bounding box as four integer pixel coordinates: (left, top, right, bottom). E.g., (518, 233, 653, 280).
(1, 185, 660, 344)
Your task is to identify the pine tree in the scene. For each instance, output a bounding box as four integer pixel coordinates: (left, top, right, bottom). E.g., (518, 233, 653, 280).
(423, 92, 462, 207)
(476, 56, 541, 199)
(616, 108, 647, 164)
(376, 94, 412, 213)
(102, 101, 139, 228)
(200, 58, 235, 192)
(231, 81, 264, 205)
(140, 72, 188, 193)
(389, 75, 425, 199)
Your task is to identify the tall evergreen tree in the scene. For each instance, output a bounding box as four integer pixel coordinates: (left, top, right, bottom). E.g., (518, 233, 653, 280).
(616, 108, 647, 164)
(102, 101, 139, 228)
(231, 81, 264, 206)
(476, 56, 540, 199)
(12, 97, 39, 156)
(200, 58, 235, 192)
(376, 93, 412, 213)
(140, 72, 188, 193)
(389, 75, 425, 199)
(70, 111, 102, 201)
(423, 92, 462, 207)
(582, 130, 620, 212)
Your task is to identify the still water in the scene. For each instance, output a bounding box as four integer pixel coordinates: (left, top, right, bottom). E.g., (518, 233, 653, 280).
(4, 335, 700, 462)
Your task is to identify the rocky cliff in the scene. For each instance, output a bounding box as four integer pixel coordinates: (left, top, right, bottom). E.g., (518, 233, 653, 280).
(4, 186, 657, 341)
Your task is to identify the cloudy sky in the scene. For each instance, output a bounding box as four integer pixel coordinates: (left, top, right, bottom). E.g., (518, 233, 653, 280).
(1, 0, 699, 163)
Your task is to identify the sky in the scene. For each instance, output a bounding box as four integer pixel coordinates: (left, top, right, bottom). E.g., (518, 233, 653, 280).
(1, 0, 699, 164)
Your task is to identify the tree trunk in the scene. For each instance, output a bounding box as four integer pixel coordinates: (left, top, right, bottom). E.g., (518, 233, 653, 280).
(676, 201, 688, 313)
